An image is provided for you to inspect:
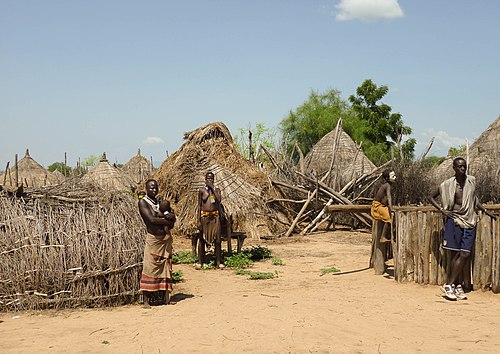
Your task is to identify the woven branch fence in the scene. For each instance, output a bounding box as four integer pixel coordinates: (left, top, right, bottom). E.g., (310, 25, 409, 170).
(394, 205, 500, 293)
(0, 193, 146, 311)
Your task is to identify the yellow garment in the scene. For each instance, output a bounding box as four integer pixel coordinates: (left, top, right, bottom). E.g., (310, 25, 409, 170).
(371, 200, 392, 223)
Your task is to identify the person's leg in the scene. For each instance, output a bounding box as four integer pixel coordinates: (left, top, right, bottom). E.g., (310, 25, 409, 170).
(380, 222, 391, 243)
(449, 251, 471, 285)
(215, 232, 222, 267)
(198, 233, 205, 266)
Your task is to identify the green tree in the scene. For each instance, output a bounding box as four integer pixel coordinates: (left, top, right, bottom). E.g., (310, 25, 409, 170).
(349, 79, 415, 163)
(280, 88, 354, 159)
(47, 162, 72, 176)
(234, 122, 277, 162)
(447, 144, 466, 158)
(82, 155, 99, 169)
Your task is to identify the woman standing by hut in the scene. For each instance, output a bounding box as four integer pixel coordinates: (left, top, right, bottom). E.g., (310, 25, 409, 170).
(138, 179, 176, 306)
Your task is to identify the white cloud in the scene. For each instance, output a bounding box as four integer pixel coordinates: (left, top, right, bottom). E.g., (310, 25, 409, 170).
(142, 136, 164, 144)
(416, 129, 470, 157)
(335, 0, 404, 22)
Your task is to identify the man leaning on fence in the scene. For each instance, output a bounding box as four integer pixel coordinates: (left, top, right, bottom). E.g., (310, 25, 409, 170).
(430, 157, 496, 301)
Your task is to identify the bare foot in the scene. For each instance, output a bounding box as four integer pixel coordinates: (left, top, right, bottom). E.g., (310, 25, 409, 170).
(218, 264, 225, 269)
(194, 263, 202, 270)
(380, 237, 391, 243)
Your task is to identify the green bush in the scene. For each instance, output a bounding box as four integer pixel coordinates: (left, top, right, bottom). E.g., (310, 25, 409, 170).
(172, 251, 197, 264)
(224, 253, 253, 269)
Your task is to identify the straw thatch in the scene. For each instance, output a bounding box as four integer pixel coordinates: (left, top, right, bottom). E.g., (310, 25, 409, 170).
(51, 169, 67, 184)
(122, 149, 154, 184)
(0, 149, 60, 190)
(303, 127, 376, 189)
(151, 121, 291, 239)
(81, 153, 136, 193)
(433, 116, 500, 182)
(0, 189, 145, 311)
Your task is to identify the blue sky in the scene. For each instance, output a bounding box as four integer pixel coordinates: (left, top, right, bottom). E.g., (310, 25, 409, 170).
(1, 0, 499, 168)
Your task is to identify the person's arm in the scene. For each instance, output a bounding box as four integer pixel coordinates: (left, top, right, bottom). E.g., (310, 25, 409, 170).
(197, 188, 203, 230)
(386, 184, 393, 213)
(429, 187, 453, 218)
(138, 199, 169, 226)
(214, 187, 222, 204)
(476, 197, 497, 220)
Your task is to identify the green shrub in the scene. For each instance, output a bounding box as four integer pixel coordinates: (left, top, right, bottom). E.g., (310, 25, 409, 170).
(172, 251, 197, 264)
(243, 245, 272, 260)
(172, 270, 183, 282)
(224, 253, 253, 269)
(271, 257, 284, 266)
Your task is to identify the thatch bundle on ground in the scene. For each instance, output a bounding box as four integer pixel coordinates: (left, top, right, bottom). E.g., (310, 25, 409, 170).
(0, 149, 60, 190)
(151, 121, 291, 239)
(303, 127, 376, 189)
(122, 149, 154, 184)
(0, 186, 145, 311)
(82, 153, 136, 193)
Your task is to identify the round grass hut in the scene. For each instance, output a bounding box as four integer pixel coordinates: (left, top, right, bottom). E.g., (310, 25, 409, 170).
(151, 121, 290, 239)
(304, 127, 376, 189)
(0, 149, 59, 190)
(122, 149, 154, 184)
(81, 153, 136, 193)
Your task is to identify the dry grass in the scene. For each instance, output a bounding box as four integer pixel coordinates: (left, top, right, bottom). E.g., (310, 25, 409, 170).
(0, 187, 145, 312)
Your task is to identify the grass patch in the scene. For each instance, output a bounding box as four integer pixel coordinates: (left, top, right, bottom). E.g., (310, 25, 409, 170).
(224, 253, 253, 269)
(320, 266, 341, 275)
(172, 270, 183, 282)
(243, 245, 272, 260)
(172, 251, 197, 264)
(271, 257, 284, 266)
(234, 269, 276, 280)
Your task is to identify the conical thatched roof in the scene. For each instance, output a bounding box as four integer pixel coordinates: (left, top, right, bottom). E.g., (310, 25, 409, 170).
(51, 169, 67, 184)
(433, 116, 500, 182)
(304, 127, 376, 188)
(0, 149, 59, 189)
(151, 121, 290, 239)
(122, 149, 154, 184)
(81, 153, 136, 192)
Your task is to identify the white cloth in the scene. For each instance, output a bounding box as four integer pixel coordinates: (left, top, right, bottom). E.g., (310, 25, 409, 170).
(439, 175, 477, 228)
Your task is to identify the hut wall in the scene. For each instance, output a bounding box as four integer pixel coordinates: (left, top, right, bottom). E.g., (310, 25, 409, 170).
(394, 206, 500, 293)
(0, 194, 146, 311)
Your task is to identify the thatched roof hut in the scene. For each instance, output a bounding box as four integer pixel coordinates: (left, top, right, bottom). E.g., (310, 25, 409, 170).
(151, 121, 290, 239)
(303, 127, 376, 189)
(81, 153, 136, 192)
(433, 116, 500, 182)
(122, 149, 154, 184)
(0, 149, 59, 189)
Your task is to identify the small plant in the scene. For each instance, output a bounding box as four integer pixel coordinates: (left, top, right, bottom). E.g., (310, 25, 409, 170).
(271, 257, 284, 266)
(172, 270, 183, 283)
(172, 251, 197, 264)
(234, 269, 250, 276)
(224, 253, 253, 269)
(243, 245, 272, 260)
(248, 271, 275, 280)
(320, 266, 341, 275)
(201, 261, 216, 270)
(234, 269, 276, 280)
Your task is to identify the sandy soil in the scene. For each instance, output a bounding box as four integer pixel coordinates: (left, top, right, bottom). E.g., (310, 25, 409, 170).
(1, 229, 500, 354)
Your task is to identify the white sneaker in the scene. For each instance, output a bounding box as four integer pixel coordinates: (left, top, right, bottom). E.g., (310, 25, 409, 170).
(454, 284, 468, 300)
(442, 284, 457, 300)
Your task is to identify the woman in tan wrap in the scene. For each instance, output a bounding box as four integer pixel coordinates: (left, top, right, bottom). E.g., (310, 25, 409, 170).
(138, 179, 176, 306)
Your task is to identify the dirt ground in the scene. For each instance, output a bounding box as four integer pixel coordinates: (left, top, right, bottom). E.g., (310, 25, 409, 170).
(1, 229, 500, 353)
